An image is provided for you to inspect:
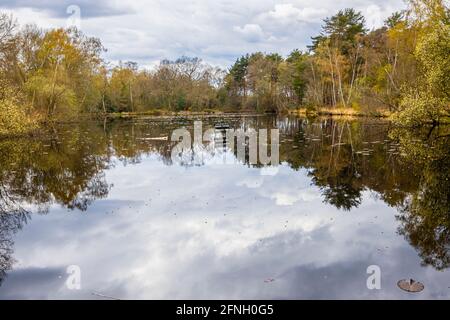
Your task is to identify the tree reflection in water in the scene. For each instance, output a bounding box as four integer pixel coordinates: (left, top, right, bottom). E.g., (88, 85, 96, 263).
(391, 126, 450, 270)
(0, 192, 29, 287)
(0, 116, 448, 286)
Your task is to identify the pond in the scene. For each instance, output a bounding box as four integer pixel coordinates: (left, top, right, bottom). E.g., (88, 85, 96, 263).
(0, 114, 449, 299)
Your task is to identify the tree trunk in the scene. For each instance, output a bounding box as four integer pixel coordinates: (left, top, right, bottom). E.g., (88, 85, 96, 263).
(333, 52, 346, 108)
(48, 61, 60, 116)
(327, 46, 337, 107)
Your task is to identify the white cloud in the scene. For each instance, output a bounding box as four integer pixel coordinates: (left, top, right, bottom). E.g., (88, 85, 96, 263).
(267, 4, 326, 23)
(271, 189, 320, 206)
(0, 0, 407, 68)
(363, 4, 400, 29)
(233, 23, 265, 42)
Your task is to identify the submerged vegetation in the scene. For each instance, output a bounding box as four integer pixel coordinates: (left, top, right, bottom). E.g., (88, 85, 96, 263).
(0, 0, 449, 136)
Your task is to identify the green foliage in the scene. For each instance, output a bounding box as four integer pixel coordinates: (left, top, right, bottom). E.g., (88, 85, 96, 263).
(287, 50, 309, 104)
(385, 11, 406, 28)
(224, 50, 310, 112)
(394, 91, 444, 126)
(310, 8, 367, 53)
(0, 82, 37, 137)
(390, 125, 450, 269)
(394, 1, 450, 126)
(176, 94, 187, 111)
(415, 24, 450, 99)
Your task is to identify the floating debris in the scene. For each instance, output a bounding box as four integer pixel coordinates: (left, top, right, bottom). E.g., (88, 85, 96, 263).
(92, 291, 121, 300)
(215, 123, 230, 130)
(397, 279, 424, 293)
(138, 137, 168, 141)
(332, 143, 347, 147)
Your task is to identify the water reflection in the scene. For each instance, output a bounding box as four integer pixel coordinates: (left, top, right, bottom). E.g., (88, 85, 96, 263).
(0, 115, 448, 298)
(390, 127, 450, 271)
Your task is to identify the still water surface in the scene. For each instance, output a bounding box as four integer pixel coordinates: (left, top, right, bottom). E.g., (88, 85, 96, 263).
(0, 115, 449, 299)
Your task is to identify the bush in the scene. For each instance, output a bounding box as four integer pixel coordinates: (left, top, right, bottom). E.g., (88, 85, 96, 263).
(393, 92, 445, 126)
(0, 89, 38, 137)
(394, 23, 450, 126)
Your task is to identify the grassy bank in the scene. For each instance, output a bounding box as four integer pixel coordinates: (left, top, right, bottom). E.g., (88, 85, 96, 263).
(290, 107, 450, 124)
(289, 107, 392, 118)
(106, 109, 226, 118)
(3, 107, 449, 139)
(106, 107, 394, 119)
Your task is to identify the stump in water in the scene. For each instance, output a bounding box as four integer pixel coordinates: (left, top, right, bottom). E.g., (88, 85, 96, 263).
(397, 279, 424, 293)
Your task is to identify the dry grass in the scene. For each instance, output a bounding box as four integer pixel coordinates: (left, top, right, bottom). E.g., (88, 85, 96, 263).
(290, 107, 391, 118)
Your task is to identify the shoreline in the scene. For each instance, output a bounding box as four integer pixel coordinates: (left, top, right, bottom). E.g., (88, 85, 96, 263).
(289, 107, 391, 118)
(2, 108, 449, 139)
(105, 108, 391, 119)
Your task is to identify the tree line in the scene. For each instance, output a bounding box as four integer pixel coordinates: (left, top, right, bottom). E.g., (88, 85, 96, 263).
(225, 0, 449, 126)
(1, 0, 449, 136)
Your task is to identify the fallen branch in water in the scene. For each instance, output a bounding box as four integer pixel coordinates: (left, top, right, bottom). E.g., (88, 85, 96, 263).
(91, 291, 121, 300)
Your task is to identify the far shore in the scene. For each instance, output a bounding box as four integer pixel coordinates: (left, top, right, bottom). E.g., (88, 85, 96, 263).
(289, 107, 391, 118)
(105, 107, 392, 119)
(2, 108, 449, 139)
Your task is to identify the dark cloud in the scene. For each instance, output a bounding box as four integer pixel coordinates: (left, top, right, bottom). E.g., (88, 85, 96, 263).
(0, 0, 133, 18)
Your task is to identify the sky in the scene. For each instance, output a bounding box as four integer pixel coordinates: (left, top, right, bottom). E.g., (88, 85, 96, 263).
(0, 0, 407, 68)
